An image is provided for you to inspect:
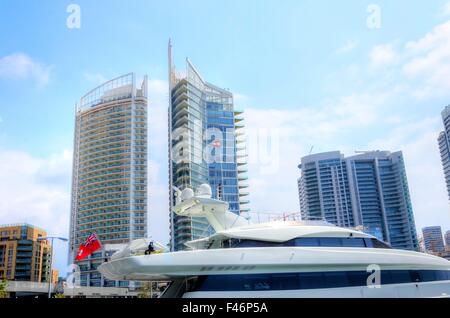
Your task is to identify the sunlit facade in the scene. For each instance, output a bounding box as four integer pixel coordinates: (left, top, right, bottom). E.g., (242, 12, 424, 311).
(69, 73, 148, 287)
(0, 224, 52, 283)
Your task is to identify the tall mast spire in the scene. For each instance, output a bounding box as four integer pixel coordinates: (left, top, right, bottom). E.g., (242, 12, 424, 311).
(168, 38, 174, 88)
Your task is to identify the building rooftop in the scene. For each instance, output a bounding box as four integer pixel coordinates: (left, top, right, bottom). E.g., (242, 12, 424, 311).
(0, 223, 46, 232)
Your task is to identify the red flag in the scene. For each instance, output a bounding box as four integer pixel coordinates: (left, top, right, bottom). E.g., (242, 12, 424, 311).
(76, 233, 102, 262)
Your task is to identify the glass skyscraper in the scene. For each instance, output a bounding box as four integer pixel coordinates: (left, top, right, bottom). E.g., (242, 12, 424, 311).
(69, 73, 148, 287)
(168, 41, 249, 251)
(298, 151, 418, 251)
(438, 105, 450, 201)
(206, 101, 243, 213)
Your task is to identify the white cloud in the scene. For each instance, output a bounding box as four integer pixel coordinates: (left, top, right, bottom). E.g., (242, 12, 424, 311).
(336, 40, 358, 54)
(147, 79, 170, 245)
(242, 17, 450, 227)
(369, 44, 397, 68)
(402, 20, 450, 99)
(0, 148, 72, 272)
(363, 19, 450, 100)
(0, 53, 52, 87)
(233, 93, 250, 108)
(243, 101, 450, 230)
(441, 1, 450, 17)
(243, 93, 388, 215)
(367, 117, 450, 229)
(147, 79, 169, 155)
(0, 149, 72, 232)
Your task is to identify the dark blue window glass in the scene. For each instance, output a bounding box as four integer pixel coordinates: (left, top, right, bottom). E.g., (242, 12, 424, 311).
(342, 238, 366, 247)
(347, 271, 367, 286)
(419, 270, 436, 282)
(298, 272, 325, 289)
(271, 273, 299, 290)
(195, 270, 450, 292)
(243, 275, 272, 291)
(220, 237, 391, 249)
(295, 237, 320, 246)
(324, 272, 350, 288)
(320, 238, 343, 247)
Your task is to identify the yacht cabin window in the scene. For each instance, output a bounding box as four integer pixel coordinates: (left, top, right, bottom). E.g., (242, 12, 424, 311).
(218, 237, 391, 249)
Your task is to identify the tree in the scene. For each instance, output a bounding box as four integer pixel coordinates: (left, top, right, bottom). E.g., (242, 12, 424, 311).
(0, 280, 8, 298)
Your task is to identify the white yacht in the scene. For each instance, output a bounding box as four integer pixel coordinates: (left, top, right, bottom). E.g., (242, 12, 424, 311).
(99, 185, 450, 298)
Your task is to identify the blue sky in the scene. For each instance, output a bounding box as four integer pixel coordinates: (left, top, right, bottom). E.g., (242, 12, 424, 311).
(1, 0, 450, 274)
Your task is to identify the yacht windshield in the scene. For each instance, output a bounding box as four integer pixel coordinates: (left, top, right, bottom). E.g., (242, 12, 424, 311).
(220, 237, 391, 249)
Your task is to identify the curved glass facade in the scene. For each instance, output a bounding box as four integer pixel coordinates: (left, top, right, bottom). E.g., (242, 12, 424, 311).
(69, 73, 148, 287)
(168, 42, 250, 251)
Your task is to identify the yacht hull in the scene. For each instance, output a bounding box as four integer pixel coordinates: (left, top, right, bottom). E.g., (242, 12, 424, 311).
(99, 246, 450, 281)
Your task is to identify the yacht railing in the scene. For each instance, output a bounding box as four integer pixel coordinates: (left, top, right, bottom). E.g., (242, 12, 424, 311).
(240, 211, 326, 224)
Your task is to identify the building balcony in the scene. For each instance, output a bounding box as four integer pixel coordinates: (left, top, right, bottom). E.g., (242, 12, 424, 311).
(15, 258, 32, 264)
(172, 96, 189, 112)
(235, 121, 245, 129)
(172, 83, 188, 100)
(16, 246, 33, 252)
(234, 116, 244, 123)
(172, 92, 188, 106)
(237, 167, 248, 173)
(238, 182, 249, 189)
(173, 114, 189, 128)
(236, 156, 248, 163)
(172, 107, 188, 123)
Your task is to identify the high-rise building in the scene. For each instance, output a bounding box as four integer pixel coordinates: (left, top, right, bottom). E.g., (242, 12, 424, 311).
(69, 73, 148, 287)
(0, 224, 52, 282)
(298, 151, 354, 228)
(298, 150, 419, 251)
(438, 105, 450, 201)
(168, 41, 249, 251)
(446, 230, 450, 247)
(422, 226, 445, 253)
